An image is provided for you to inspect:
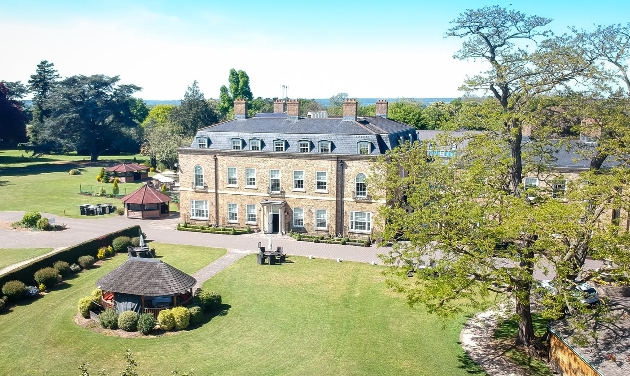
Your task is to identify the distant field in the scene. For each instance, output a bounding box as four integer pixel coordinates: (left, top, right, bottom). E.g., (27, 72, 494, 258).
(0, 150, 174, 218)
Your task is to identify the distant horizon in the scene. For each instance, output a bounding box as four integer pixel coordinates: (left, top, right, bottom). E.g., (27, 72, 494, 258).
(139, 98, 457, 107)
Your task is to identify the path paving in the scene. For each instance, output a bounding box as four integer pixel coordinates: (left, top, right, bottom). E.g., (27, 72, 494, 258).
(190, 249, 253, 290)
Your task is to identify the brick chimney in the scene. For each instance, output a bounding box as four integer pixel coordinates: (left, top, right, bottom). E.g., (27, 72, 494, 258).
(287, 99, 300, 120)
(274, 99, 286, 114)
(375, 99, 388, 118)
(234, 99, 247, 120)
(342, 99, 357, 121)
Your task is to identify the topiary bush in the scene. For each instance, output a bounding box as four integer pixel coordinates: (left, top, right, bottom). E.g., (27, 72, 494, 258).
(91, 289, 102, 301)
(118, 311, 139, 332)
(78, 296, 95, 318)
(2, 280, 26, 302)
(105, 245, 115, 257)
(188, 305, 203, 326)
(53, 261, 71, 278)
(78, 255, 95, 269)
(112, 236, 131, 253)
(157, 309, 175, 331)
(137, 313, 156, 335)
(171, 306, 190, 330)
(130, 237, 140, 247)
(99, 308, 119, 329)
(21, 211, 41, 227)
(36, 217, 50, 230)
(34, 267, 60, 289)
(195, 290, 222, 312)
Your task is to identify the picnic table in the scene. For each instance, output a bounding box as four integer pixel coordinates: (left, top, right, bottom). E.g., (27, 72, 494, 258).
(257, 242, 286, 265)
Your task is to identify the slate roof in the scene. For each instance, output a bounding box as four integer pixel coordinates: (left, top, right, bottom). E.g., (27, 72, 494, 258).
(192, 116, 417, 155)
(121, 184, 171, 205)
(96, 258, 196, 296)
(106, 163, 149, 173)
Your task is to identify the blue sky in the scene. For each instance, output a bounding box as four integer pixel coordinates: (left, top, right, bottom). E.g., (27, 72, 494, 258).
(1, 0, 628, 100)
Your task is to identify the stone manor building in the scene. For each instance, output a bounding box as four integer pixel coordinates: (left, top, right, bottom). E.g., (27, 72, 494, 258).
(177, 99, 417, 238)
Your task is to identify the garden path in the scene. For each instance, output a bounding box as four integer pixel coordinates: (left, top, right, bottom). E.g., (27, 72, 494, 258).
(190, 249, 253, 290)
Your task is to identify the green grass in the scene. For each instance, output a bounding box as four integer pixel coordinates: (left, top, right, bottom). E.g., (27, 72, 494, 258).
(0, 149, 152, 218)
(0, 248, 54, 271)
(0, 252, 485, 376)
(494, 314, 552, 376)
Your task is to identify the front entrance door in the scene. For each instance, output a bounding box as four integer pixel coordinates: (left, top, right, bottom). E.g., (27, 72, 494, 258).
(272, 214, 279, 233)
(267, 205, 280, 233)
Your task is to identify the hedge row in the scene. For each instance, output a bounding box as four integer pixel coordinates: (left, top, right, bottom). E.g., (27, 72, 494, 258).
(290, 233, 370, 247)
(177, 224, 250, 235)
(0, 225, 141, 288)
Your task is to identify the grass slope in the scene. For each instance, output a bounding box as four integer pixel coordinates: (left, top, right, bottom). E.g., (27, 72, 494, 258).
(0, 248, 54, 271)
(1, 251, 485, 375)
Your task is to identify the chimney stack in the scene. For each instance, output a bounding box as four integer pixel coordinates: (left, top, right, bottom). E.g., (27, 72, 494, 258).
(287, 99, 300, 120)
(273, 99, 286, 114)
(342, 99, 358, 121)
(234, 99, 247, 120)
(375, 99, 388, 118)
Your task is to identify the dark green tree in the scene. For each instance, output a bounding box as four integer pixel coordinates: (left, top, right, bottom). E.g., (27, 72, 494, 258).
(33, 74, 140, 161)
(387, 99, 426, 128)
(28, 60, 60, 126)
(218, 69, 253, 119)
(170, 80, 219, 137)
(0, 81, 28, 146)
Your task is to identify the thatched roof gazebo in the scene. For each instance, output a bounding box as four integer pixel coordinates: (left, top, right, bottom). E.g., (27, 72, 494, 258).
(121, 184, 171, 219)
(97, 258, 196, 316)
(107, 163, 149, 183)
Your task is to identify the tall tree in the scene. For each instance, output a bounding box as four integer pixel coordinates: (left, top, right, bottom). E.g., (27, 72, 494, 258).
(28, 60, 60, 126)
(218, 69, 253, 119)
(33, 74, 140, 161)
(0, 81, 28, 146)
(171, 81, 219, 137)
(388, 99, 426, 129)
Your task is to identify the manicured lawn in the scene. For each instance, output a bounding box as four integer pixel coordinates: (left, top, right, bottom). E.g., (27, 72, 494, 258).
(0, 251, 485, 375)
(0, 248, 54, 270)
(0, 149, 153, 218)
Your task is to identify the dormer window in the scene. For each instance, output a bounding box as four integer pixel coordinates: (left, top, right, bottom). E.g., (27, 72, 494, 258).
(250, 139, 261, 151)
(197, 138, 208, 148)
(318, 140, 331, 153)
(298, 140, 310, 153)
(357, 141, 371, 155)
(231, 138, 243, 150)
(274, 140, 286, 151)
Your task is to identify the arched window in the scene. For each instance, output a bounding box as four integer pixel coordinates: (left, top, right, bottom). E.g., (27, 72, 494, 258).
(194, 165, 204, 187)
(355, 173, 367, 198)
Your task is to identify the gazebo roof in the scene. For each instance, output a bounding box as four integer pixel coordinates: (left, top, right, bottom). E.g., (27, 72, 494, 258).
(96, 258, 196, 296)
(106, 162, 150, 173)
(121, 184, 171, 205)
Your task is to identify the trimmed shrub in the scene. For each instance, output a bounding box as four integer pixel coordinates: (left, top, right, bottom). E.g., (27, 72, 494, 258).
(34, 267, 60, 288)
(172, 306, 190, 330)
(157, 309, 175, 331)
(36, 217, 50, 230)
(78, 255, 95, 269)
(70, 263, 81, 273)
(188, 305, 203, 326)
(68, 168, 81, 175)
(118, 311, 139, 332)
(91, 289, 102, 300)
(195, 290, 222, 312)
(2, 280, 26, 302)
(137, 313, 156, 335)
(105, 246, 115, 257)
(21, 212, 41, 228)
(97, 247, 107, 260)
(112, 236, 131, 253)
(78, 296, 95, 318)
(116, 207, 125, 216)
(99, 308, 119, 329)
(24, 286, 40, 298)
(53, 261, 71, 278)
(130, 237, 140, 247)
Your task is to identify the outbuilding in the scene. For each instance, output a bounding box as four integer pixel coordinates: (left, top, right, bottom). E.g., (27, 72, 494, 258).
(121, 184, 171, 219)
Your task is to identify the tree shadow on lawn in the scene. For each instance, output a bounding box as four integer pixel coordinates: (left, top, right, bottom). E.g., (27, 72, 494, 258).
(456, 351, 486, 374)
(0, 162, 83, 177)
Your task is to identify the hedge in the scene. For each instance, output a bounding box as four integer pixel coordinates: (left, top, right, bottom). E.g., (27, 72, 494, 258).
(0, 225, 141, 288)
(176, 224, 250, 235)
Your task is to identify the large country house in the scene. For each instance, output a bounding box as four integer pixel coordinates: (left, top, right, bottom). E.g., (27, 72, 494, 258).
(178, 99, 418, 239)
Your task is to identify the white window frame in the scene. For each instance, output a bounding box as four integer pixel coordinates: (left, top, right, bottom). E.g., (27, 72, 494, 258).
(357, 141, 370, 155)
(316, 171, 327, 192)
(552, 179, 567, 198)
(197, 138, 207, 148)
(293, 208, 304, 228)
(318, 140, 331, 153)
(227, 167, 237, 186)
(298, 141, 310, 153)
(293, 170, 304, 191)
(316, 209, 327, 230)
(190, 200, 208, 219)
(350, 211, 372, 232)
(194, 165, 204, 187)
(274, 140, 285, 152)
(250, 139, 261, 151)
(524, 177, 538, 188)
(246, 204, 257, 224)
(355, 173, 367, 197)
(245, 168, 256, 188)
(231, 138, 243, 150)
(270, 169, 281, 193)
(228, 203, 238, 223)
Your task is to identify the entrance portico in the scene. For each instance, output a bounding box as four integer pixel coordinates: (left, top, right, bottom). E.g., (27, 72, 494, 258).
(260, 200, 285, 234)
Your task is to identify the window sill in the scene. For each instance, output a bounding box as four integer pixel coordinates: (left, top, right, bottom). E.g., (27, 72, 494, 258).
(349, 229, 371, 234)
(246, 221, 258, 225)
(292, 188, 305, 192)
(245, 186, 257, 189)
(226, 184, 238, 188)
(316, 227, 327, 231)
(228, 220, 239, 224)
(315, 190, 329, 194)
(190, 216, 209, 220)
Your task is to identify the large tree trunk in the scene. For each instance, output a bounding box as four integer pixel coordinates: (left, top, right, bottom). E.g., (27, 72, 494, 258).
(510, 121, 523, 197)
(515, 295, 535, 346)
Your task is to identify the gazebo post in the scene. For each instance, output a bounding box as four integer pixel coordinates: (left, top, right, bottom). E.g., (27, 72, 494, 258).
(141, 294, 145, 313)
(173, 295, 177, 307)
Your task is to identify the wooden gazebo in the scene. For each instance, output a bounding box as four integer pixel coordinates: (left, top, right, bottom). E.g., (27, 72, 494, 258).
(121, 184, 171, 219)
(97, 258, 196, 317)
(106, 163, 149, 183)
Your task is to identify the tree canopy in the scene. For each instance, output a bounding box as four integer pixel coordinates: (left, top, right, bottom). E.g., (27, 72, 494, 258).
(218, 69, 253, 119)
(0, 81, 28, 146)
(170, 80, 219, 137)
